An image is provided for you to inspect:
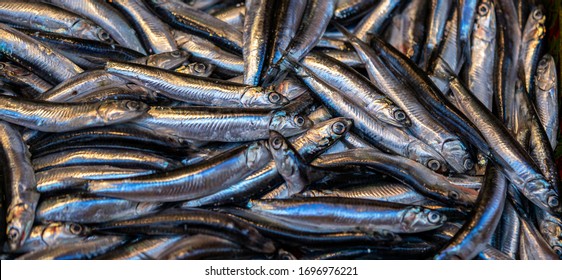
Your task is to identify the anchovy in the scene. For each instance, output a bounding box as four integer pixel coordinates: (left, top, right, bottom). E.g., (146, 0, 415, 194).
(16, 235, 126, 260)
(448, 76, 559, 213)
(212, 4, 245, 31)
(36, 165, 155, 193)
(99, 236, 182, 260)
(0, 121, 39, 251)
(110, 0, 177, 54)
(86, 142, 272, 202)
(353, 0, 403, 41)
(429, 7, 461, 93)
(0, 24, 83, 84)
(534, 54, 559, 149)
(131, 106, 311, 142)
(42, 0, 147, 54)
(385, 0, 427, 63)
(14, 222, 90, 254)
(0, 95, 147, 132)
(457, 0, 478, 61)
(519, 214, 559, 260)
(146, 0, 243, 54)
(313, 149, 478, 207)
(156, 234, 246, 260)
(247, 197, 447, 234)
(418, 0, 453, 70)
(175, 62, 215, 77)
(94, 208, 276, 254)
(32, 147, 181, 172)
(36, 193, 161, 224)
(242, 0, 274, 85)
(465, 0, 496, 110)
(319, 49, 364, 68)
(519, 5, 546, 96)
(0, 2, 112, 42)
(0, 61, 53, 97)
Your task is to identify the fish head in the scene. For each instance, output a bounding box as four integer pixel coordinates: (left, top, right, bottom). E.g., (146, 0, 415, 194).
(186, 62, 214, 77)
(401, 207, 447, 233)
(473, 0, 496, 40)
(146, 50, 190, 69)
(441, 140, 473, 173)
(535, 55, 557, 91)
(6, 203, 35, 251)
(289, 117, 353, 160)
(407, 140, 448, 173)
(97, 100, 149, 124)
(269, 109, 313, 137)
(369, 99, 411, 127)
(240, 87, 289, 108)
(525, 6, 546, 40)
(268, 130, 308, 193)
(524, 179, 560, 213)
(40, 223, 90, 246)
(70, 20, 113, 43)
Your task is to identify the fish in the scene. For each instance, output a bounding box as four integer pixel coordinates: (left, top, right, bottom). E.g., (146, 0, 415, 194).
(534, 54, 558, 150)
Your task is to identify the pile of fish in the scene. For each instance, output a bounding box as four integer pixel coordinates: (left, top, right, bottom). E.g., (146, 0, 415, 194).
(0, 0, 560, 260)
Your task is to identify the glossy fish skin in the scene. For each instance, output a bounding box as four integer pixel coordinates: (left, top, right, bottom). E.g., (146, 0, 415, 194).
(132, 106, 311, 143)
(534, 54, 558, 150)
(36, 193, 161, 224)
(300, 181, 428, 205)
(266, 0, 307, 69)
(147, 0, 243, 54)
(534, 207, 562, 259)
(173, 30, 243, 75)
(175, 62, 215, 77)
(42, 0, 147, 54)
(36, 165, 155, 194)
(181, 118, 352, 207)
(519, 5, 546, 96)
(334, 0, 377, 22)
(448, 77, 559, 214)
(129, 50, 190, 69)
(248, 197, 447, 234)
(519, 215, 559, 260)
(95, 208, 276, 254)
(69, 84, 158, 104)
(465, 0, 496, 110)
(353, 0, 403, 41)
(16, 235, 126, 260)
(0, 24, 83, 84)
(418, 0, 453, 70)
(268, 131, 314, 197)
(369, 35, 491, 156)
(14, 222, 90, 254)
(110, 0, 177, 54)
(220, 207, 399, 247)
(429, 7, 461, 93)
(242, 0, 274, 86)
(212, 3, 245, 31)
(497, 202, 521, 259)
(157, 234, 246, 260)
(292, 59, 448, 172)
(302, 52, 410, 129)
(99, 236, 182, 260)
(106, 61, 288, 108)
(313, 149, 478, 207)
(0, 121, 39, 251)
(457, 0, 478, 61)
(385, 0, 427, 63)
(319, 49, 364, 68)
(32, 148, 181, 172)
(0, 95, 148, 132)
(0, 61, 53, 97)
(86, 142, 272, 202)
(435, 164, 507, 260)
(339, 25, 472, 173)
(0, 2, 112, 42)
(38, 70, 128, 102)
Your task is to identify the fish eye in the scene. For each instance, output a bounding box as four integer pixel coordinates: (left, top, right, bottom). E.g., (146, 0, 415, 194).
(268, 92, 281, 103)
(428, 212, 441, 224)
(427, 159, 441, 171)
(538, 58, 549, 69)
(69, 223, 83, 235)
(533, 9, 544, 20)
(125, 101, 141, 110)
(271, 137, 283, 149)
(331, 121, 347, 135)
(478, 4, 489, 15)
(171, 50, 181, 57)
(554, 246, 562, 257)
(293, 115, 305, 127)
(548, 195, 559, 208)
(464, 158, 474, 170)
(8, 228, 20, 242)
(193, 63, 206, 73)
(449, 191, 460, 200)
(393, 109, 407, 122)
(98, 30, 111, 42)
